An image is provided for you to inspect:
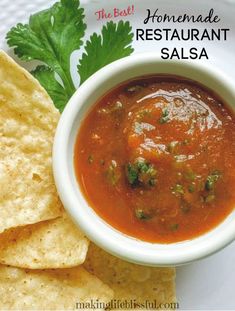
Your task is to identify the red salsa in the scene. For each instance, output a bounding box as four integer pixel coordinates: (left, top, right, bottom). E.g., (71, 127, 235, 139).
(74, 75, 235, 243)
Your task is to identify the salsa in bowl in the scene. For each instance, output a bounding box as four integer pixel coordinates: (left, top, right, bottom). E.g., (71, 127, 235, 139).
(53, 54, 235, 265)
(74, 75, 235, 244)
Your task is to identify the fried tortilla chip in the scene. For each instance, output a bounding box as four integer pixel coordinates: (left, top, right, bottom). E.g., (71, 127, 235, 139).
(84, 244, 176, 310)
(0, 50, 62, 233)
(0, 213, 89, 269)
(0, 264, 113, 310)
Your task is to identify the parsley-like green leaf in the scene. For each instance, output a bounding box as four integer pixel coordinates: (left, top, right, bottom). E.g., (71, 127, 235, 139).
(78, 21, 134, 84)
(7, 0, 86, 98)
(31, 66, 68, 112)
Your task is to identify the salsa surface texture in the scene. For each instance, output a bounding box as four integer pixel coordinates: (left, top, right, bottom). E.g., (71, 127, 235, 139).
(74, 75, 235, 243)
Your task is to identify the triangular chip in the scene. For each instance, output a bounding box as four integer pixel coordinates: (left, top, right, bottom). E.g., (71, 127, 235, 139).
(0, 50, 62, 233)
(0, 264, 113, 310)
(84, 244, 177, 310)
(0, 213, 89, 269)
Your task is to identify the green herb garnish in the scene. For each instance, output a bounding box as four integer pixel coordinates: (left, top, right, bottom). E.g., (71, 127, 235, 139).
(172, 184, 184, 196)
(126, 163, 139, 185)
(126, 158, 157, 187)
(205, 170, 221, 191)
(159, 108, 169, 124)
(6, 0, 134, 112)
(135, 209, 152, 220)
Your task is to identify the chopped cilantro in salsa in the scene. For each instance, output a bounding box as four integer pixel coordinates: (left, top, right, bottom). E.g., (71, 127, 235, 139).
(126, 158, 157, 187)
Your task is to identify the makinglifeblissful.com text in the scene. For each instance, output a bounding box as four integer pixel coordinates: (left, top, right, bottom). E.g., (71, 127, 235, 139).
(76, 299, 179, 310)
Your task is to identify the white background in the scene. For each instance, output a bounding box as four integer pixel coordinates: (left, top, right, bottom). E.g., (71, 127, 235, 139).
(0, 0, 235, 309)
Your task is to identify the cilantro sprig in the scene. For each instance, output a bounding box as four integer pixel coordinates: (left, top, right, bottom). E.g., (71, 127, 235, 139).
(6, 0, 134, 112)
(78, 21, 134, 84)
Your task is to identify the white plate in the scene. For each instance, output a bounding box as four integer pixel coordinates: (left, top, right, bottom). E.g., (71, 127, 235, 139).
(1, 0, 235, 309)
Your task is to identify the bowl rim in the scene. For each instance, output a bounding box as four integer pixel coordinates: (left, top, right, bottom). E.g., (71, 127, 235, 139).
(53, 53, 235, 266)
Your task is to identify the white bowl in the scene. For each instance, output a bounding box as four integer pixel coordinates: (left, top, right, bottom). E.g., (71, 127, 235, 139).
(53, 53, 235, 266)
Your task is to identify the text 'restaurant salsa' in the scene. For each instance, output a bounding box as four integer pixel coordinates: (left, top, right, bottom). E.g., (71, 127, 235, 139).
(74, 75, 235, 243)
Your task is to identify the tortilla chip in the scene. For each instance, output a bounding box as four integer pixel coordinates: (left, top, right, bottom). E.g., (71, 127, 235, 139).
(0, 213, 89, 269)
(84, 244, 176, 310)
(0, 50, 62, 233)
(0, 264, 113, 310)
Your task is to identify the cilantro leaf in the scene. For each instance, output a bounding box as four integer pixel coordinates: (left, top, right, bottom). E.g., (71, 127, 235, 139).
(32, 66, 68, 112)
(78, 21, 134, 84)
(6, 0, 86, 98)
